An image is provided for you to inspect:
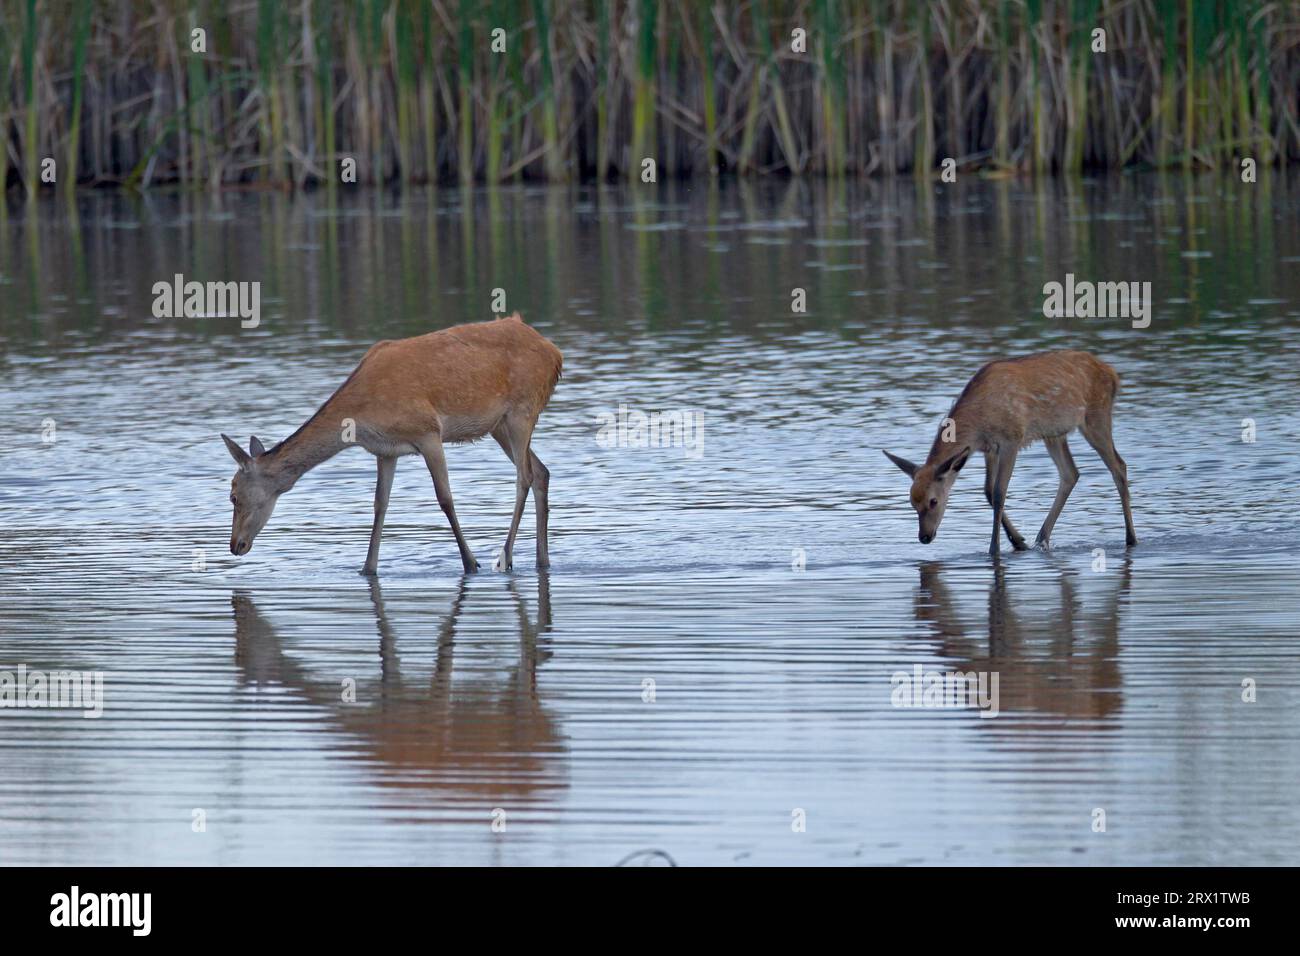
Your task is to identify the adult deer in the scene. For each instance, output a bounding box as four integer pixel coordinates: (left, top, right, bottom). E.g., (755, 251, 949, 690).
(222, 313, 562, 574)
(883, 350, 1136, 557)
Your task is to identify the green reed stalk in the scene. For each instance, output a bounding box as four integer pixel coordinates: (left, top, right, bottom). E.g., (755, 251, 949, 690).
(662, 12, 680, 176)
(21, 0, 38, 197)
(170, 14, 190, 186)
(1251, 0, 1272, 164)
(755, 0, 799, 173)
(533, 0, 563, 180)
(1232, 12, 1250, 163)
(189, 2, 215, 187)
(595, 0, 611, 178)
(943, 0, 962, 167)
(65, 0, 92, 191)
(282, 3, 305, 185)
(214, 6, 235, 180)
(1026, 0, 1045, 174)
(507, 0, 525, 182)
(913, 0, 933, 176)
(737, 51, 763, 174)
(1193, 0, 1215, 166)
(630, 0, 657, 178)
(1182, 0, 1194, 170)
(458, 0, 474, 184)
(420, 0, 437, 183)
(871, 0, 894, 173)
(304, 0, 320, 169)
(396, 0, 417, 183)
(0, 4, 11, 194)
(256, 0, 281, 183)
(369, 0, 385, 182)
(1066, 0, 1099, 174)
(695, 0, 718, 174)
(316, 0, 337, 194)
(484, 0, 506, 183)
(815, 0, 845, 176)
(1216, 1, 1237, 167)
(993, 0, 1010, 167)
(1157, 0, 1178, 168)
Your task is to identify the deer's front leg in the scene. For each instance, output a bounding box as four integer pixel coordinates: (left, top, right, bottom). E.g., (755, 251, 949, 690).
(420, 436, 479, 574)
(362, 456, 397, 576)
(989, 447, 1020, 558)
(984, 452, 1028, 550)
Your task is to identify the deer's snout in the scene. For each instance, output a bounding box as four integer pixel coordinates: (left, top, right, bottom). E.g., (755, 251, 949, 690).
(231, 538, 250, 556)
(919, 531, 934, 544)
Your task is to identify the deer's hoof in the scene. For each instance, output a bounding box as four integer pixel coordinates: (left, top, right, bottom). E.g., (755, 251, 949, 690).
(359, 565, 378, 577)
(493, 552, 511, 572)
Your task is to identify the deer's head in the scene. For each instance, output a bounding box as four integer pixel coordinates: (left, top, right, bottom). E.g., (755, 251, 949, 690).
(884, 446, 971, 544)
(223, 434, 281, 556)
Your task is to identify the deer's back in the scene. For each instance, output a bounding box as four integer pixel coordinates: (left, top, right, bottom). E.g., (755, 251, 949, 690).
(956, 350, 1119, 448)
(348, 315, 563, 445)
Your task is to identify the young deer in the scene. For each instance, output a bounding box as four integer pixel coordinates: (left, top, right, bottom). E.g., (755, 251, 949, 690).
(884, 350, 1136, 557)
(222, 313, 562, 574)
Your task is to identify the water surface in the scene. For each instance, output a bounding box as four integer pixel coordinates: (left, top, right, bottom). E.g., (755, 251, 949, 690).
(1, 176, 1298, 865)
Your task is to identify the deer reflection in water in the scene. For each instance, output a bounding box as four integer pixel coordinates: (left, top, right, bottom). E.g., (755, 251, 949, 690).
(913, 558, 1133, 723)
(231, 574, 565, 804)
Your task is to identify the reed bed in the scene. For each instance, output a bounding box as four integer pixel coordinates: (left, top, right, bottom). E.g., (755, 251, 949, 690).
(1, 0, 1298, 190)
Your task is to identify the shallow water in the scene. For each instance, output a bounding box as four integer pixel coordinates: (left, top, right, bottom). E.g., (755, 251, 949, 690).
(1, 176, 1299, 865)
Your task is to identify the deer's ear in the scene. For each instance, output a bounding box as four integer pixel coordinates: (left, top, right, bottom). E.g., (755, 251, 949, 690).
(249, 435, 266, 458)
(223, 433, 252, 467)
(883, 450, 918, 478)
(934, 446, 972, 478)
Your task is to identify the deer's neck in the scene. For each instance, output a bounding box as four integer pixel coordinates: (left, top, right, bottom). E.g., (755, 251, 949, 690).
(925, 405, 981, 466)
(263, 405, 351, 491)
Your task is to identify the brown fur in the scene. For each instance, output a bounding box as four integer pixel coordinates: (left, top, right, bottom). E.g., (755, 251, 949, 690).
(886, 350, 1136, 554)
(309, 312, 562, 452)
(224, 313, 563, 573)
(925, 351, 1119, 464)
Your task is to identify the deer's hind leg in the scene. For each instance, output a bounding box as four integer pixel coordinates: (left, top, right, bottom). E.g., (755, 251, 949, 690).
(1036, 436, 1079, 548)
(1081, 411, 1137, 547)
(528, 449, 550, 570)
(492, 414, 537, 572)
(493, 414, 551, 571)
(984, 452, 1029, 551)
